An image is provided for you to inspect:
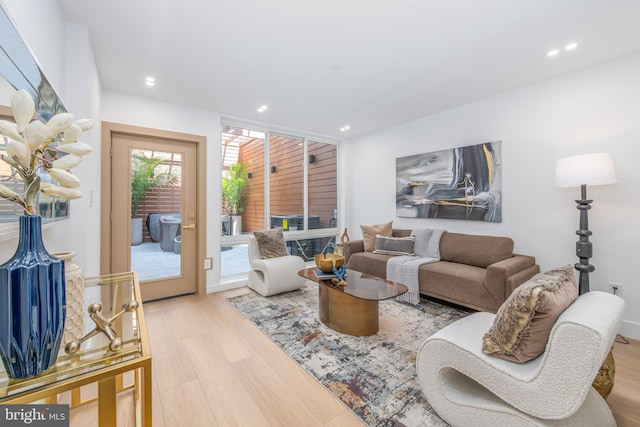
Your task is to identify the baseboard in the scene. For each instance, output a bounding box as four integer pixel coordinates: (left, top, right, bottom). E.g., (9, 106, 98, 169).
(619, 320, 640, 341)
(206, 279, 247, 294)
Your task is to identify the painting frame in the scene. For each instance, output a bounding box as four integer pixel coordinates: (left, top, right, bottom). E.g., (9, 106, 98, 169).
(396, 141, 502, 222)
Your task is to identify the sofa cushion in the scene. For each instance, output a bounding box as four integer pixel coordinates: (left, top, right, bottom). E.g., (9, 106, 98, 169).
(253, 227, 288, 259)
(481, 265, 578, 363)
(360, 221, 393, 252)
(440, 232, 514, 268)
(373, 235, 415, 256)
(418, 261, 495, 311)
(346, 252, 393, 278)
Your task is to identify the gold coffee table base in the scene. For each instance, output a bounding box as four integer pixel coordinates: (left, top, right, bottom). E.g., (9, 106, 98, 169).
(319, 282, 379, 336)
(299, 267, 408, 337)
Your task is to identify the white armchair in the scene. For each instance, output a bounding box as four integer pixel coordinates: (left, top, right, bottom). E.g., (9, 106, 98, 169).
(416, 291, 624, 427)
(247, 235, 305, 296)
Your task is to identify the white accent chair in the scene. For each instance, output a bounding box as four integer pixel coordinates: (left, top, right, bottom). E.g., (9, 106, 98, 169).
(416, 291, 624, 427)
(247, 235, 305, 296)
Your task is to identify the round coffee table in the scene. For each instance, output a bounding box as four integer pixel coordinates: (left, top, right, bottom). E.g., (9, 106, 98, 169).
(299, 267, 408, 336)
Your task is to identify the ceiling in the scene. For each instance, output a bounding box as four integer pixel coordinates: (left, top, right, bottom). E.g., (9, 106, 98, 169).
(59, 0, 640, 140)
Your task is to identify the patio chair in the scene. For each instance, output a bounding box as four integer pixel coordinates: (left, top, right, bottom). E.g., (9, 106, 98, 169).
(247, 235, 305, 296)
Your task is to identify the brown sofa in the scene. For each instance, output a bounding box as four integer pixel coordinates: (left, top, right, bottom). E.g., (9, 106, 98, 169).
(344, 229, 539, 312)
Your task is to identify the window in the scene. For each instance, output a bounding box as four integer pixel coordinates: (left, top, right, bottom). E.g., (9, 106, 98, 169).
(308, 139, 338, 230)
(220, 123, 338, 278)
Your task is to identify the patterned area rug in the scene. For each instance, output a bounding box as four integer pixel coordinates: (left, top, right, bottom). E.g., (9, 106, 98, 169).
(228, 282, 469, 426)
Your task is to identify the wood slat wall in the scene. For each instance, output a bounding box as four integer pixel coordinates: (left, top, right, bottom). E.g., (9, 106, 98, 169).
(308, 141, 337, 228)
(134, 154, 182, 242)
(137, 186, 182, 242)
(239, 138, 265, 232)
(269, 135, 304, 221)
(236, 135, 337, 233)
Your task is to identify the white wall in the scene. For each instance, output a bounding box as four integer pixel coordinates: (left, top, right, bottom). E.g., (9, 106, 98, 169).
(344, 52, 640, 339)
(2, 0, 65, 91)
(58, 22, 102, 275)
(100, 90, 222, 289)
(0, 0, 102, 274)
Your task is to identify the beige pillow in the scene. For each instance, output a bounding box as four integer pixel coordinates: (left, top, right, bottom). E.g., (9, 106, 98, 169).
(482, 265, 578, 363)
(253, 228, 288, 259)
(360, 221, 392, 252)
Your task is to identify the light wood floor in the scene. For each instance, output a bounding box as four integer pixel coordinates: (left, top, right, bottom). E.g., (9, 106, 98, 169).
(608, 335, 640, 426)
(73, 287, 640, 426)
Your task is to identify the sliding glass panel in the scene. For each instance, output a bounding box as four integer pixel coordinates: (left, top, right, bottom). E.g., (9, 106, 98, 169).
(308, 140, 338, 230)
(221, 125, 265, 235)
(269, 133, 304, 231)
(220, 243, 251, 276)
(288, 236, 336, 261)
(220, 123, 339, 279)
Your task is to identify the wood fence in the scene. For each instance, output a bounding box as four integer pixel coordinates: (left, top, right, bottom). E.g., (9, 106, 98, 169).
(239, 135, 337, 233)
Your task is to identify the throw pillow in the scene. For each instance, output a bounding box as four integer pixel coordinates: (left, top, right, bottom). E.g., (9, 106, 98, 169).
(253, 228, 288, 259)
(482, 265, 578, 363)
(360, 221, 393, 252)
(373, 235, 415, 256)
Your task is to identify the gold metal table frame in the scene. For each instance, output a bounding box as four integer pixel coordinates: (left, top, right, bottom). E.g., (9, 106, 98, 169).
(0, 272, 152, 427)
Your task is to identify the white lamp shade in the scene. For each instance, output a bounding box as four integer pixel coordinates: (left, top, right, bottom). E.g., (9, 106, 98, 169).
(555, 153, 617, 187)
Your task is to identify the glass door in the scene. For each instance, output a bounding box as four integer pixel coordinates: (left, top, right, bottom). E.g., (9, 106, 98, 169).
(130, 149, 182, 281)
(111, 134, 197, 301)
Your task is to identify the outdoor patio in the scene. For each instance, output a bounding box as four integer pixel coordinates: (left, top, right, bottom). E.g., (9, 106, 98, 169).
(131, 242, 251, 281)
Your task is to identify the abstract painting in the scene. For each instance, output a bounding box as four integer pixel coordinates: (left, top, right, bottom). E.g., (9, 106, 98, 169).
(396, 141, 502, 222)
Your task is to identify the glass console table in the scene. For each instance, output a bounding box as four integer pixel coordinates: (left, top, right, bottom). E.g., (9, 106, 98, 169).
(0, 272, 152, 427)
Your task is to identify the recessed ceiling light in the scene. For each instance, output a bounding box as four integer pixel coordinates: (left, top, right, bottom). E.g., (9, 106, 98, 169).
(145, 76, 155, 87)
(329, 62, 343, 72)
(547, 49, 560, 57)
(257, 105, 268, 113)
(565, 42, 578, 51)
(340, 125, 351, 132)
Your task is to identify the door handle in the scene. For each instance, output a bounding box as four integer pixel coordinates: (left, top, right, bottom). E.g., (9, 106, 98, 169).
(182, 223, 196, 230)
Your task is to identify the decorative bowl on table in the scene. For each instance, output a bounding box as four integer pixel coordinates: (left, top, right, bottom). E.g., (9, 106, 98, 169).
(314, 253, 344, 273)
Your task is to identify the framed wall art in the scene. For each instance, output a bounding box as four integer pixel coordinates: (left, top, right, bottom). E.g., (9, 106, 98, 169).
(396, 141, 502, 222)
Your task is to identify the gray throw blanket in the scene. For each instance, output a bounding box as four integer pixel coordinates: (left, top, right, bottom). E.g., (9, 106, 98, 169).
(387, 229, 446, 305)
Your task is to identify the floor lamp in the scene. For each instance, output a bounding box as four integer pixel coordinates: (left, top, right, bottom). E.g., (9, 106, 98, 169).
(555, 153, 617, 295)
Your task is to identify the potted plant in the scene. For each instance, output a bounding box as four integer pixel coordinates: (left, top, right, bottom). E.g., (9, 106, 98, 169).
(222, 162, 248, 235)
(130, 152, 178, 245)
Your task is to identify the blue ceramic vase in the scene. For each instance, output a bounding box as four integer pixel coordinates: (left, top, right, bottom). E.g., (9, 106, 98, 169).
(0, 215, 65, 379)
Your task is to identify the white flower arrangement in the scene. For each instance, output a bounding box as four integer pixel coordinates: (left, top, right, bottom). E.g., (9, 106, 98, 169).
(0, 89, 93, 215)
